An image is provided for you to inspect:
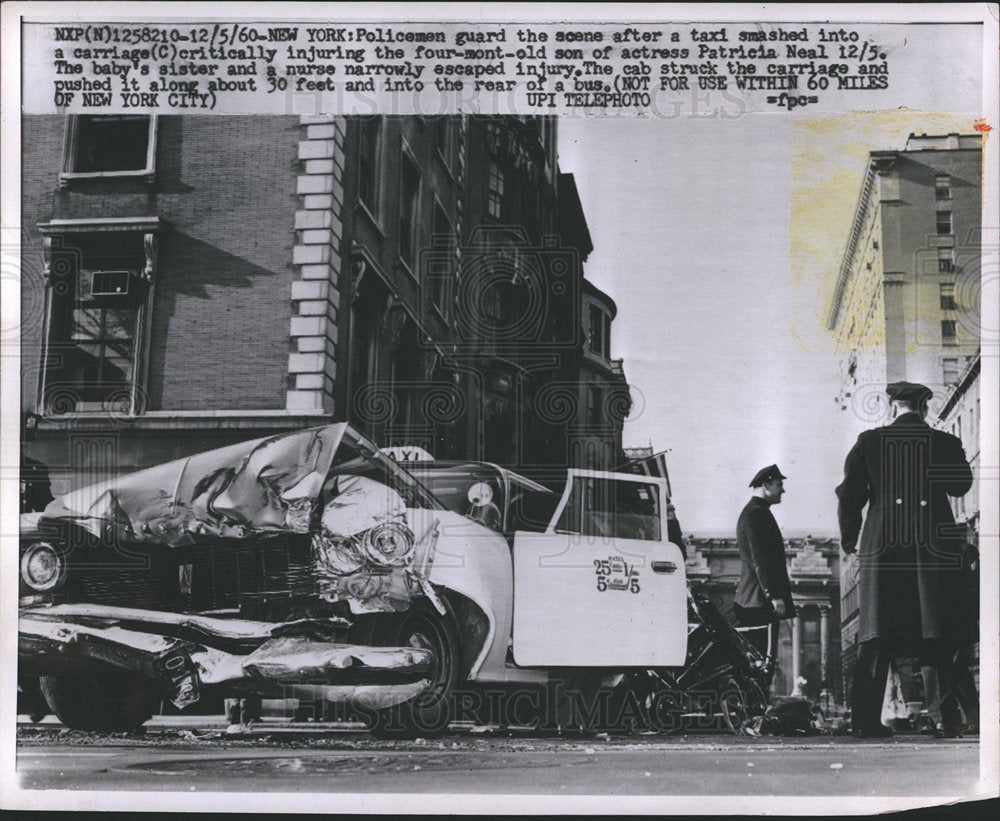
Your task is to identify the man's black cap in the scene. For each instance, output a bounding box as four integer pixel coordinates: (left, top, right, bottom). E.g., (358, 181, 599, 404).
(886, 381, 933, 403)
(750, 464, 787, 488)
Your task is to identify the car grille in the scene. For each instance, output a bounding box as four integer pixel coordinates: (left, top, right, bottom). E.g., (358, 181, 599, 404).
(60, 534, 318, 617)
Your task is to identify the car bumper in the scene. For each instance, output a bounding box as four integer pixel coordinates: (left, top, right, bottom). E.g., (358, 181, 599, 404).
(19, 603, 433, 711)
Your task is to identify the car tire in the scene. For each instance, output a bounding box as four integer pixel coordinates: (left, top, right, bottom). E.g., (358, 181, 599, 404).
(367, 602, 462, 739)
(40, 665, 160, 733)
(17, 676, 50, 723)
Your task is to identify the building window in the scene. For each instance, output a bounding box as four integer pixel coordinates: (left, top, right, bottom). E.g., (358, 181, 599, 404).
(941, 319, 957, 345)
(431, 201, 452, 319)
(433, 117, 454, 169)
(935, 175, 951, 200)
(61, 115, 156, 181)
(936, 211, 952, 235)
(588, 305, 602, 354)
(942, 357, 960, 386)
(358, 118, 381, 217)
(399, 152, 421, 274)
(937, 247, 954, 273)
(487, 161, 504, 219)
(588, 385, 602, 425)
(39, 227, 157, 415)
(588, 306, 611, 358)
(940, 282, 956, 311)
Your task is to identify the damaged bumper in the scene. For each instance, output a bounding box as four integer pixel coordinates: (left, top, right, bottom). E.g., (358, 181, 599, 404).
(19, 604, 433, 711)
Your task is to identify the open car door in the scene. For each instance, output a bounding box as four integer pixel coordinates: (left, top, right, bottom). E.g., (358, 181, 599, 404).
(512, 470, 687, 667)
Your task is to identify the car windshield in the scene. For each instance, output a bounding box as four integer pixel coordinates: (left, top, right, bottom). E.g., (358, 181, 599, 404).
(327, 435, 443, 511)
(408, 464, 506, 532)
(555, 476, 662, 541)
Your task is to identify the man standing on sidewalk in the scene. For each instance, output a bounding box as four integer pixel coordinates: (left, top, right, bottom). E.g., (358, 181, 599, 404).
(836, 382, 976, 738)
(733, 465, 796, 671)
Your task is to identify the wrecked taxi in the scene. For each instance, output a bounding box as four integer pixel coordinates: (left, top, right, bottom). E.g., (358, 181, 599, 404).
(19, 424, 687, 736)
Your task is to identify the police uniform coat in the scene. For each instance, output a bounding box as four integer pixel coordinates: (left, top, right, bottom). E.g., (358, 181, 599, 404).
(836, 412, 973, 644)
(735, 497, 793, 616)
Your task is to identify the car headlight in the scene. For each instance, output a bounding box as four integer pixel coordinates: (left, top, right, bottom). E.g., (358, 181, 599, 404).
(20, 541, 66, 592)
(359, 522, 415, 567)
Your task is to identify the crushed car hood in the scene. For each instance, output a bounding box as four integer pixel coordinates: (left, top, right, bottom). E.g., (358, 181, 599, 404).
(28, 424, 460, 614)
(38, 426, 350, 545)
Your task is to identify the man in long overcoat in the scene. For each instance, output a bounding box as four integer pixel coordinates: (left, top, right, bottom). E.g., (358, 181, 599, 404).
(837, 382, 976, 737)
(733, 465, 795, 675)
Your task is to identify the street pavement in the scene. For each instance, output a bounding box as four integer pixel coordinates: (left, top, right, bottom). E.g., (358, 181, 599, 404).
(12, 715, 986, 804)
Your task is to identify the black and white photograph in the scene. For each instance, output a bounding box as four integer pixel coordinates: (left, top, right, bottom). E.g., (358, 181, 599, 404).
(1, 2, 997, 814)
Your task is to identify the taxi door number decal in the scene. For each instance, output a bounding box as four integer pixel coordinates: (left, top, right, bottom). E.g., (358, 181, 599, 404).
(594, 556, 640, 593)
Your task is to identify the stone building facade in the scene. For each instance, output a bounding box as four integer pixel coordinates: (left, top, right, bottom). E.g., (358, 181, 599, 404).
(828, 132, 982, 414)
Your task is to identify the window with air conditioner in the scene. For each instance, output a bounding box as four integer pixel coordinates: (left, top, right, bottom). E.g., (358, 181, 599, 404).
(40, 232, 153, 415)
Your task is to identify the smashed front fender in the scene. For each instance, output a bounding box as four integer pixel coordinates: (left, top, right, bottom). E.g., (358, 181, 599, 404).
(19, 615, 202, 709)
(19, 606, 434, 711)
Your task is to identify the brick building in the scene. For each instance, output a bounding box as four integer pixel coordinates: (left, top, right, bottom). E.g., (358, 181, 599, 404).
(21, 114, 626, 492)
(21, 115, 321, 492)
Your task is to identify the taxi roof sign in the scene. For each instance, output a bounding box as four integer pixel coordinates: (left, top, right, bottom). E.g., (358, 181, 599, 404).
(381, 445, 435, 463)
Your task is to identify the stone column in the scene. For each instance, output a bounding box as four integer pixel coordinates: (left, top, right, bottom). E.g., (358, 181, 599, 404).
(819, 605, 830, 696)
(791, 612, 802, 695)
(287, 115, 346, 415)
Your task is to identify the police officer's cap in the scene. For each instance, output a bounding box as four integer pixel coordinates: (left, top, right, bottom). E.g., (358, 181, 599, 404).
(749, 464, 787, 488)
(886, 381, 933, 403)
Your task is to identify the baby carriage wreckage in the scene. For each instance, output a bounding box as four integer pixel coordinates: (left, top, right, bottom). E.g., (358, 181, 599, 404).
(18, 424, 767, 736)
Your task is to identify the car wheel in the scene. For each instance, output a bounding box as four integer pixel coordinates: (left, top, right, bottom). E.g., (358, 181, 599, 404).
(40, 665, 161, 733)
(368, 602, 461, 739)
(17, 677, 50, 723)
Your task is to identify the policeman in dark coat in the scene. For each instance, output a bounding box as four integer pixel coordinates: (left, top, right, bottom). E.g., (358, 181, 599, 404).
(837, 381, 975, 737)
(733, 465, 796, 669)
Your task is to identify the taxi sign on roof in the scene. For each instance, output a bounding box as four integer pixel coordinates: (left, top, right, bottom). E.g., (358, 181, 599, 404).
(381, 445, 435, 463)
